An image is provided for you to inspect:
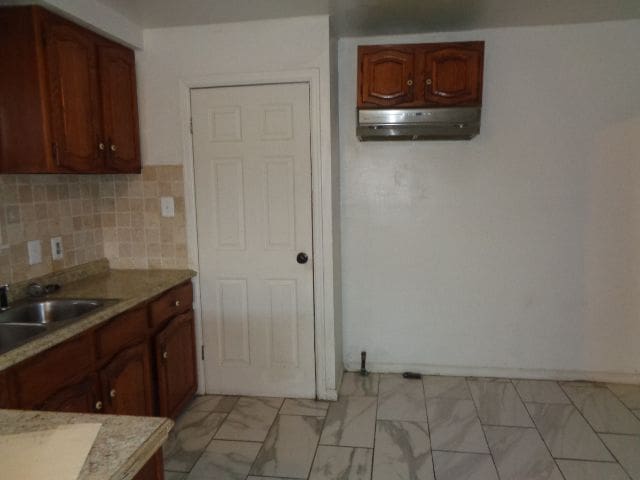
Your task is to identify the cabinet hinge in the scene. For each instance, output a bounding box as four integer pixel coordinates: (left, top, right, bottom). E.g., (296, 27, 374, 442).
(201, 345, 205, 360)
(189, 118, 193, 135)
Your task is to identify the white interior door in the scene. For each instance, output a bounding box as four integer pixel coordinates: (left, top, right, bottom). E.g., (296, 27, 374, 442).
(191, 83, 315, 398)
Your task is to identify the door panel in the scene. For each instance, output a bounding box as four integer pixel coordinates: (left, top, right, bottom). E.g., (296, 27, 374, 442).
(39, 374, 100, 414)
(43, 20, 100, 172)
(155, 312, 197, 418)
(100, 342, 153, 416)
(359, 46, 415, 107)
(424, 45, 483, 105)
(98, 44, 141, 172)
(192, 83, 315, 397)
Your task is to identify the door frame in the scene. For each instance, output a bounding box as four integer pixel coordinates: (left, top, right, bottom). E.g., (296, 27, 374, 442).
(178, 69, 338, 400)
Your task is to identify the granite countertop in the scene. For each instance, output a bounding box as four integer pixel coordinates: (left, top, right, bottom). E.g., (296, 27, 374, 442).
(0, 267, 196, 371)
(0, 409, 173, 480)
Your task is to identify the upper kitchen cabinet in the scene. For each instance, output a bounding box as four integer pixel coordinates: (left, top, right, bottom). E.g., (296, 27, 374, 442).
(358, 45, 417, 107)
(0, 6, 141, 174)
(358, 41, 484, 108)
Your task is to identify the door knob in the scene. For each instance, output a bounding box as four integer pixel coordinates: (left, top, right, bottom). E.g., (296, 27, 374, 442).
(95, 401, 103, 411)
(296, 252, 309, 264)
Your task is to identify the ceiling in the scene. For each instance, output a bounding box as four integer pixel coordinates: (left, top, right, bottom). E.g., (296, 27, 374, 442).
(97, 0, 640, 36)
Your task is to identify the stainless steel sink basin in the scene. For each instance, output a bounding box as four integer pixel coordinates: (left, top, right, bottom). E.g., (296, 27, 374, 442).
(0, 299, 104, 325)
(0, 324, 47, 353)
(0, 298, 117, 354)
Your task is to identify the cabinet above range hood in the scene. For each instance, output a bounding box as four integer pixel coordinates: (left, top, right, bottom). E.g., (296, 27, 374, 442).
(356, 41, 484, 141)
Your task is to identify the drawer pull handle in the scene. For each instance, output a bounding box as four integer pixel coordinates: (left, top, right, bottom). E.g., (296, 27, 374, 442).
(163, 351, 169, 360)
(110, 389, 117, 398)
(174, 300, 181, 307)
(95, 401, 103, 411)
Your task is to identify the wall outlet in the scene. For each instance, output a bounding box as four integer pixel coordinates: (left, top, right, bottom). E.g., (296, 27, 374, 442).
(27, 240, 42, 265)
(51, 236, 63, 261)
(161, 196, 175, 217)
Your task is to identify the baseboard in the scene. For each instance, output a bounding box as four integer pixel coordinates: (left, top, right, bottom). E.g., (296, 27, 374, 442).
(343, 360, 640, 385)
(317, 388, 338, 401)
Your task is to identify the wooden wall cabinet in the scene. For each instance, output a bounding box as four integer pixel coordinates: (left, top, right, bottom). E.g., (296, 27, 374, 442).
(358, 41, 484, 108)
(0, 6, 140, 173)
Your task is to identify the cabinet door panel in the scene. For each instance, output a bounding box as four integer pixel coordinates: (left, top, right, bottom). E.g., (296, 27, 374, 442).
(155, 311, 197, 418)
(39, 374, 100, 414)
(98, 44, 141, 173)
(100, 342, 153, 416)
(0, 372, 10, 408)
(359, 46, 415, 107)
(43, 18, 101, 172)
(424, 44, 483, 105)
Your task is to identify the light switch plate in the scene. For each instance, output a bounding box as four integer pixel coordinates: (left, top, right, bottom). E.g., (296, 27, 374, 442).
(51, 236, 63, 261)
(161, 196, 175, 217)
(27, 240, 42, 265)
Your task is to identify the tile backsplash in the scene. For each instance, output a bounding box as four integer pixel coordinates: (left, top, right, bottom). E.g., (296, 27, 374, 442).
(0, 166, 188, 283)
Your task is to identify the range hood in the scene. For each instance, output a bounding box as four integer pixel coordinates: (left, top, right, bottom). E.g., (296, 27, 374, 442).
(357, 107, 481, 141)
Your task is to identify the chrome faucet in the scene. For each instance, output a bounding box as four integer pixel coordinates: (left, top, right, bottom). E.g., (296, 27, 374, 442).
(0, 284, 9, 311)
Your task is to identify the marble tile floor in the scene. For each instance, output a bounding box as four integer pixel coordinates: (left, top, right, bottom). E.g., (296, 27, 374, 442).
(163, 374, 640, 480)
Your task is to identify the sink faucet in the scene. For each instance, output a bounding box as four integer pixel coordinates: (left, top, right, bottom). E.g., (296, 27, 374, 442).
(0, 284, 9, 311)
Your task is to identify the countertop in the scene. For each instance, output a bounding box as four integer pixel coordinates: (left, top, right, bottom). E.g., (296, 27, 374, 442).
(0, 409, 173, 480)
(0, 268, 196, 372)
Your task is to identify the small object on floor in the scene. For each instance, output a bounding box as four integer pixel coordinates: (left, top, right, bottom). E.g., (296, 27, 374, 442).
(360, 350, 369, 376)
(402, 371, 422, 379)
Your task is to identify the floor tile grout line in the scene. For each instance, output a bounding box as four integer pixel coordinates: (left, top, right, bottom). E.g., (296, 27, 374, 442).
(604, 383, 640, 418)
(243, 397, 285, 477)
(420, 374, 437, 480)
(510, 378, 568, 480)
(369, 372, 381, 480)
(465, 377, 502, 480)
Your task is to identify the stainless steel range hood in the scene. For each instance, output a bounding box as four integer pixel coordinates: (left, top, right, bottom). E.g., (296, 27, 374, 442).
(357, 107, 481, 141)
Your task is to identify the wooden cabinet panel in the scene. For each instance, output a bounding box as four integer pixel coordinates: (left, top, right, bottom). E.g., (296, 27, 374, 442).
(0, 5, 141, 174)
(43, 15, 101, 172)
(98, 44, 141, 173)
(357, 41, 484, 109)
(13, 332, 93, 408)
(155, 312, 197, 418)
(100, 342, 153, 416)
(39, 374, 100, 414)
(96, 306, 148, 362)
(423, 43, 483, 106)
(359, 46, 415, 107)
(134, 452, 164, 480)
(0, 371, 10, 408)
(149, 282, 193, 329)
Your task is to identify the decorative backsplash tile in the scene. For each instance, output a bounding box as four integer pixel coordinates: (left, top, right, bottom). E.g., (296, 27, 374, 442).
(0, 175, 103, 283)
(0, 166, 188, 283)
(100, 166, 188, 269)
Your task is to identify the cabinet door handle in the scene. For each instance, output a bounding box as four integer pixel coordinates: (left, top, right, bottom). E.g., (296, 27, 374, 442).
(174, 300, 181, 307)
(407, 79, 413, 86)
(162, 351, 169, 360)
(98, 142, 105, 151)
(426, 78, 432, 86)
(110, 388, 117, 398)
(95, 401, 103, 411)
(110, 144, 118, 152)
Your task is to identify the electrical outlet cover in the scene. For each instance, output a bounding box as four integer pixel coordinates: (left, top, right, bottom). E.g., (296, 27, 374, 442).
(161, 196, 175, 217)
(51, 237, 63, 261)
(27, 240, 42, 265)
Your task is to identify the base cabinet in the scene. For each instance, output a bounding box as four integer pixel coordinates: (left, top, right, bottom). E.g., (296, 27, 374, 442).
(100, 342, 153, 416)
(155, 311, 197, 418)
(39, 374, 100, 414)
(134, 452, 165, 480)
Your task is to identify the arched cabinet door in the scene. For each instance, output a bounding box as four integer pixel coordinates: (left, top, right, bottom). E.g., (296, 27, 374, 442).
(423, 44, 483, 106)
(359, 46, 416, 107)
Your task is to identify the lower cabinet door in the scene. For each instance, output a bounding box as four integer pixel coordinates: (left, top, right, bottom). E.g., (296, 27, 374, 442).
(155, 311, 197, 418)
(0, 372, 11, 408)
(134, 452, 164, 480)
(39, 374, 101, 414)
(100, 342, 153, 416)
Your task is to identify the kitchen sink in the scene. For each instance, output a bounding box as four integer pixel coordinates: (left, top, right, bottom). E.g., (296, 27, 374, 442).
(0, 299, 105, 325)
(0, 298, 117, 354)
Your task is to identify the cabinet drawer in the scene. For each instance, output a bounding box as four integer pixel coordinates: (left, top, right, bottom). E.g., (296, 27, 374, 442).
(96, 306, 148, 362)
(150, 282, 193, 329)
(13, 332, 93, 408)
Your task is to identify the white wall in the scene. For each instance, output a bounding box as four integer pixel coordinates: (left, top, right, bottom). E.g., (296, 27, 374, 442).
(136, 15, 342, 398)
(339, 20, 640, 382)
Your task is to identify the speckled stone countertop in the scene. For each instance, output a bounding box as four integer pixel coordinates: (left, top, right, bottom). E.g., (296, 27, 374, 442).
(0, 267, 196, 371)
(0, 409, 173, 480)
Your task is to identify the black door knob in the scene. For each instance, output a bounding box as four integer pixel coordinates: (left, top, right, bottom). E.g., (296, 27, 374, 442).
(296, 252, 309, 264)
